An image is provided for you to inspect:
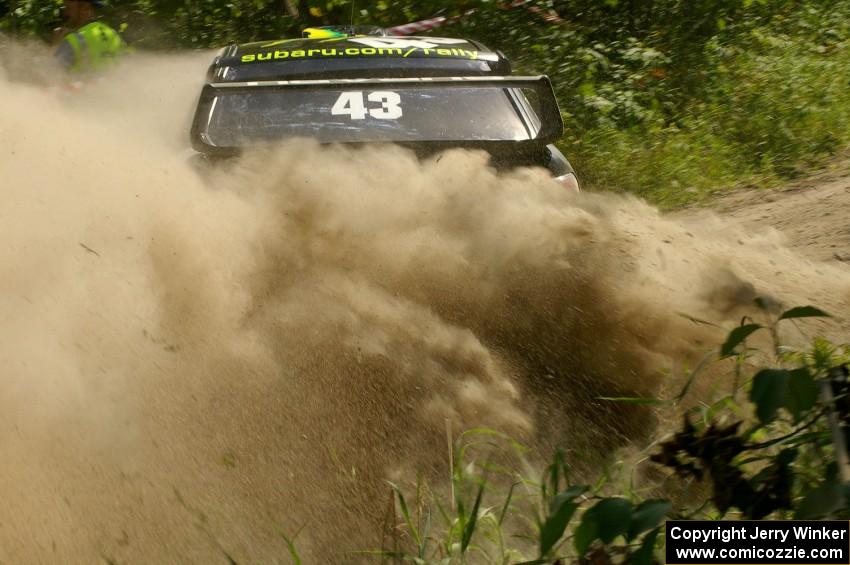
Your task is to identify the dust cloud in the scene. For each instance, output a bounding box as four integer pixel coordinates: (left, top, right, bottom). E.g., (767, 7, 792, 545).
(0, 42, 848, 563)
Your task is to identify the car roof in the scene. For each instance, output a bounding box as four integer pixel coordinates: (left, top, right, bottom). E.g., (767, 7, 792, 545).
(207, 35, 511, 82)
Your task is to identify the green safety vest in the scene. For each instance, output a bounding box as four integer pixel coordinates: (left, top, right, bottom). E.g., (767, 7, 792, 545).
(60, 21, 125, 72)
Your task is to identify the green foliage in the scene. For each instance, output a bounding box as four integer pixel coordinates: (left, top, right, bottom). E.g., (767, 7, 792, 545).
(1, 0, 62, 37)
(565, 7, 850, 204)
(370, 305, 847, 562)
(652, 303, 850, 523)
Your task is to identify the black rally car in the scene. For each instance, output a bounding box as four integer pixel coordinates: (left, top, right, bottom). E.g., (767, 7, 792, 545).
(190, 27, 579, 191)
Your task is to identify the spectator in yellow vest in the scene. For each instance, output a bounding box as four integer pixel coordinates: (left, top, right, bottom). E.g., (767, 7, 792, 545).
(55, 0, 126, 72)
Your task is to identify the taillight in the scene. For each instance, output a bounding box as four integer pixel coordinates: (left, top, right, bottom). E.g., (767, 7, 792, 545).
(555, 173, 580, 194)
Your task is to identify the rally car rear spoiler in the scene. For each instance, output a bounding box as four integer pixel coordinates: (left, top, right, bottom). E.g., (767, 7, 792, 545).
(190, 75, 564, 155)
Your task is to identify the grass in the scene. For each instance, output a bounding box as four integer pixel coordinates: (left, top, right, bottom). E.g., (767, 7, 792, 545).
(560, 27, 850, 208)
(357, 429, 669, 564)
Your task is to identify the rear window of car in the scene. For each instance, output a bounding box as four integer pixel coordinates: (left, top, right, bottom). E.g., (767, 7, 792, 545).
(197, 85, 545, 147)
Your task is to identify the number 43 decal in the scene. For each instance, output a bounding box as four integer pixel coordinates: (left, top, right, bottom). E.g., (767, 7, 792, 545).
(331, 91, 403, 120)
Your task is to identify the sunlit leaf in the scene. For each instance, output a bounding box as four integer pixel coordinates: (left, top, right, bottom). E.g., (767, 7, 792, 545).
(498, 482, 518, 527)
(779, 306, 831, 320)
(627, 500, 671, 541)
(594, 498, 633, 544)
(720, 323, 762, 357)
(795, 481, 845, 519)
(573, 511, 598, 557)
(574, 497, 632, 556)
(539, 485, 586, 558)
(597, 396, 666, 405)
(631, 527, 661, 565)
(786, 368, 818, 422)
(461, 482, 484, 553)
(750, 369, 790, 424)
(549, 485, 588, 515)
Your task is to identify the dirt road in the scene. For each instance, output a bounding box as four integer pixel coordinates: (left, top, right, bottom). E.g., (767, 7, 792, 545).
(690, 159, 850, 265)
